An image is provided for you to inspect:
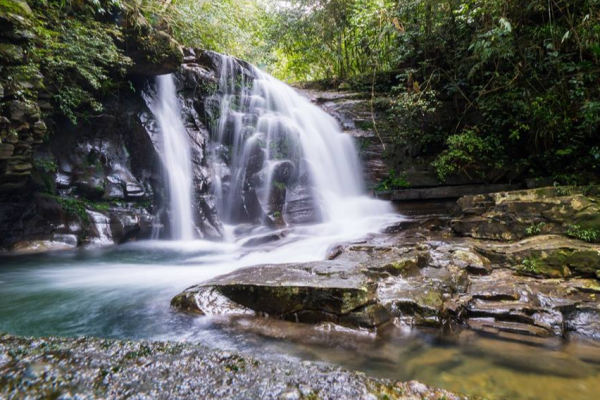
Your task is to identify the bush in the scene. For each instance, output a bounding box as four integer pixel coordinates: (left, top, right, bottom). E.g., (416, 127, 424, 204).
(29, 0, 132, 124)
(432, 128, 505, 181)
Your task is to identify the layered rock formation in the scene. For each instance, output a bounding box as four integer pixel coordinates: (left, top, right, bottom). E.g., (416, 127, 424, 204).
(173, 187, 600, 340)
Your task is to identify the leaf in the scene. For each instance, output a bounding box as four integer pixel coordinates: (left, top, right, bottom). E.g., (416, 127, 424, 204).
(556, 149, 573, 156)
(499, 18, 512, 33)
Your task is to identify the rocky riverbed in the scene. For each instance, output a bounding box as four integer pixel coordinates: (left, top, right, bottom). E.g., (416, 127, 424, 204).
(174, 186, 600, 340)
(0, 334, 466, 400)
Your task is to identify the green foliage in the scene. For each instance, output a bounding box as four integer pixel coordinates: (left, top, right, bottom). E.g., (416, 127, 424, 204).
(566, 225, 600, 243)
(382, 0, 600, 184)
(376, 168, 409, 191)
(33, 158, 57, 174)
(141, 0, 270, 64)
(272, 180, 286, 190)
(385, 74, 442, 153)
(432, 128, 506, 181)
(42, 194, 91, 225)
(30, 1, 132, 124)
(244, 0, 600, 184)
(266, 0, 398, 81)
(519, 257, 541, 274)
(526, 222, 546, 236)
(42, 193, 115, 225)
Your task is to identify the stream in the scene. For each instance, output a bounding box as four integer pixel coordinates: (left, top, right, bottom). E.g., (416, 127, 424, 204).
(1, 237, 600, 400)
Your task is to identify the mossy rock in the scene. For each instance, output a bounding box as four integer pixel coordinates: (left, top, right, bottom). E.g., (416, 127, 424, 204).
(0, 0, 32, 17)
(171, 261, 386, 328)
(516, 256, 572, 279)
(517, 249, 600, 278)
(0, 43, 24, 64)
(121, 12, 183, 76)
(545, 249, 600, 277)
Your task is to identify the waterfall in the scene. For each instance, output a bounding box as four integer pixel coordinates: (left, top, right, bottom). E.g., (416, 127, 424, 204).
(207, 54, 391, 228)
(152, 75, 195, 241)
(86, 210, 114, 247)
(145, 55, 393, 244)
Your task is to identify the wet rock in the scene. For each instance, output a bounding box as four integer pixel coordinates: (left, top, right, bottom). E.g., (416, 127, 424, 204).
(10, 234, 78, 253)
(241, 229, 289, 247)
(452, 186, 600, 241)
(564, 305, 600, 340)
(365, 252, 428, 278)
(451, 249, 492, 275)
(109, 209, 153, 244)
(283, 184, 321, 225)
(378, 278, 446, 327)
(173, 228, 600, 339)
(476, 235, 600, 278)
(173, 261, 388, 328)
(0, 334, 466, 400)
(272, 160, 295, 183)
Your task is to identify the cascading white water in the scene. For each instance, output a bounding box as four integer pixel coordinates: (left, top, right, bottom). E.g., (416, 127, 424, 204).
(86, 210, 114, 247)
(207, 54, 391, 228)
(152, 75, 195, 240)
(145, 55, 395, 250)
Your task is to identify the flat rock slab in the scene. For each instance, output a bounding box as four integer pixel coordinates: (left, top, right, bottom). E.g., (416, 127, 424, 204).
(172, 261, 386, 327)
(0, 334, 467, 400)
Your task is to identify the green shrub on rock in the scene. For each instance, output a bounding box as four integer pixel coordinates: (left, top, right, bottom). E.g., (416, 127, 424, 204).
(567, 225, 600, 243)
(30, 1, 133, 124)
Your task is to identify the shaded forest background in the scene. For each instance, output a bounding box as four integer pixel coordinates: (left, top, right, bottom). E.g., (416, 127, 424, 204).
(5, 0, 599, 185)
(150, 0, 600, 185)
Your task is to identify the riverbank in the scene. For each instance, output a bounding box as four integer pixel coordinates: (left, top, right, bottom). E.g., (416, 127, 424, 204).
(0, 333, 466, 400)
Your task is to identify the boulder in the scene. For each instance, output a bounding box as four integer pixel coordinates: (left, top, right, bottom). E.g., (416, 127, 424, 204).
(452, 186, 600, 241)
(172, 261, 388, 328)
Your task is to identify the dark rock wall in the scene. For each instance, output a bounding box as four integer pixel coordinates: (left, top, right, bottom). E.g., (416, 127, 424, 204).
(0, 2, 225, 250)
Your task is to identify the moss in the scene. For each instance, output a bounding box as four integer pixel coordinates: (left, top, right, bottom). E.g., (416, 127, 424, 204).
(525, 222, 546, 236)
(0, 0, 32, 17)
(272, 180, 286, 190)
(518, 249, 600, 278)
(355, 120, 374, 130)
(546, 249, 600, 277)
(41, 194, 91, 225)
(40, 194, 115, 226)
(517, 256, 571, 278)
(417, 290, 444, 310)
(574, 216, 600, 240)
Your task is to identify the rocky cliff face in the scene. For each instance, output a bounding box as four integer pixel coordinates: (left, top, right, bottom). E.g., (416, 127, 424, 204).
(0, 1, 224, 251)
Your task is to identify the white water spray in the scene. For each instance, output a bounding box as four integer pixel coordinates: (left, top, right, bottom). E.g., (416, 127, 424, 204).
(152, 75, 195, 240)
